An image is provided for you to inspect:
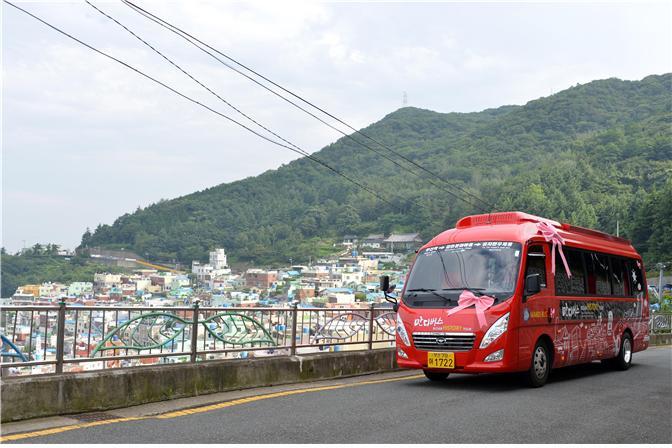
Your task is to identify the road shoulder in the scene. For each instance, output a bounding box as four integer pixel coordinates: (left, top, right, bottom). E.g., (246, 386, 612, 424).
(1, 370, 419, 437)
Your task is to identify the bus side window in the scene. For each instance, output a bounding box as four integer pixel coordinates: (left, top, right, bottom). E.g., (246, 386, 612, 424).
(611, 257, 628, 297)
(626, 259, 645, 298)
(585, 252, 611, 296)
(556, 248, 586, 295)
(525, 245, 547, 288)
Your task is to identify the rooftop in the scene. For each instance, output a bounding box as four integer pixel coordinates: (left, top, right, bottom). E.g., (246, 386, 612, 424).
(384, 233, 422, 243)
(363, 234, 385, 240)
(426, 211, 638, 257)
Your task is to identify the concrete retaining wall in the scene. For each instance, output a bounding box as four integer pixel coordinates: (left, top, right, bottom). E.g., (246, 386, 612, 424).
(0, 349, 397, 423)
(650, 334, 672, 346)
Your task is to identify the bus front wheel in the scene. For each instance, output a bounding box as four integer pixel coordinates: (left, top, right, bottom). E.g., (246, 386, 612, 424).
(526, 340, 551, 388)
(613, 333, 633, 371)
(423, 370, 449, 381)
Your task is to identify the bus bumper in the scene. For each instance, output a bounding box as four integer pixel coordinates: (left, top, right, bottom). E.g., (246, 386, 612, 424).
(397, 344, 520, 373)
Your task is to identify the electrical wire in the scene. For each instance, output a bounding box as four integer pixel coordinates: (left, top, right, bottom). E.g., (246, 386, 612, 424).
(84, 0, 419, 211)
(121, 0, 494, 213)
(4, 0, 396, 208)
(123, 0, 490, 212)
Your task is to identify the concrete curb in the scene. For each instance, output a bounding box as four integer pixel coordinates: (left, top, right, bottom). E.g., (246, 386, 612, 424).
(1, 370, 419, 437)
(1, 348, 397, 423)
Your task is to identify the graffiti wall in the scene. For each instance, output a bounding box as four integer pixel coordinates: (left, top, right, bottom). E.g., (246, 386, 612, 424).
(554, 298, 647, 365)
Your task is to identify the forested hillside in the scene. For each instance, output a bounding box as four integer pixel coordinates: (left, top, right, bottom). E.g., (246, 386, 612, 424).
(83, 74, 672, 266)
(0, 249, 128, 297)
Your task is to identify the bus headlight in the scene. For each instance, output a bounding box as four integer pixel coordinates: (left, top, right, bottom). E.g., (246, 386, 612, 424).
(479, 313, 509, 349)
(396, 313, 411, 346)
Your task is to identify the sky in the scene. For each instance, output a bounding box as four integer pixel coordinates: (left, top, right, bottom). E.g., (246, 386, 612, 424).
(2, 0, 671, 253)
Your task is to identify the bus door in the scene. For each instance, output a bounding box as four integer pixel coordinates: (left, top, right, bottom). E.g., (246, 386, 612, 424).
(518, 243, 554, 369)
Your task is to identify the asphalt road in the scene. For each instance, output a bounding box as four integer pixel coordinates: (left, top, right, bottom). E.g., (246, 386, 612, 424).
(8, 347, 671, 444)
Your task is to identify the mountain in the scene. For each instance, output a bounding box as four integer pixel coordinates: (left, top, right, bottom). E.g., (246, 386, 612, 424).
(83, 74, 672, 267)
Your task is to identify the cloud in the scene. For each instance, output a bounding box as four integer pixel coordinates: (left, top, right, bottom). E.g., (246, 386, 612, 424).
(2, 0, 671, 251)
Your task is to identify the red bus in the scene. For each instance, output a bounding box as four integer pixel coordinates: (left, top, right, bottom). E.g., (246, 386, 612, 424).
(382, 211, 649, 387)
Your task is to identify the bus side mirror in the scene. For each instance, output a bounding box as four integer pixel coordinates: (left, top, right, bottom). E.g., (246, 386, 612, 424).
(524, 273, 541, 300)
(380, 275, 398, 307)
(380, 275, 389, 292)
(380, 275, 396, 293)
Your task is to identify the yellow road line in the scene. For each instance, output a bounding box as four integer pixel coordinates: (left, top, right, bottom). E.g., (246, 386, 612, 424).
(0, 417, 146, 443)
(156, 374, 424, 419)
(0, 374, 424, 442)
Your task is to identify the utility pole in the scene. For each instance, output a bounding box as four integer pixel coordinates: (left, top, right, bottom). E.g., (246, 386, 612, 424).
(403, 91, 408, 106)
(656, 262, 666, 298)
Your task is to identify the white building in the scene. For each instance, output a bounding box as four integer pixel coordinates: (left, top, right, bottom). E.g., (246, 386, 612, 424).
(68, 282, 93, 297)
(134, 278, 151, 293)
(320, 288, 356, 304)
(94, 273, 122, 290)
(361, 234, 385, 249)
(341, 269, 364, 286)
(209, 248, 228, 270)
(39, 283, 66, 299)
(192, 248, 232, 285)
(171, 275, 191, 290)
(192, 261, 213, 281)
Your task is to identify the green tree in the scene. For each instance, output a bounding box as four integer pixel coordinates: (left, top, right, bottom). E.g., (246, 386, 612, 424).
(77, 74, 671, 268)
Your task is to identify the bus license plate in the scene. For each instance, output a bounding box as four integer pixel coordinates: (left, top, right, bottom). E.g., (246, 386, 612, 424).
(427, 352, 455, 369)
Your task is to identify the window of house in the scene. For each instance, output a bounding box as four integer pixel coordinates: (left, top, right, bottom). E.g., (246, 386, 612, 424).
(555, 248, 586, 295)
(525, 245, 547, 288)
(585, 252, 611, 296)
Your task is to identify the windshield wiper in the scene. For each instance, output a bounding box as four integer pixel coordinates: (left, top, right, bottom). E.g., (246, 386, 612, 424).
(405, 288, 455, 304)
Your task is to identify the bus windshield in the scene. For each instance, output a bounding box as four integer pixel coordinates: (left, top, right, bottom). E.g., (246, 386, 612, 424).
(403, 241, 523, 308)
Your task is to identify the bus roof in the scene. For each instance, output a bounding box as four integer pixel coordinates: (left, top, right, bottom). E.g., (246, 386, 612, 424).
(424, 211, 639, 258)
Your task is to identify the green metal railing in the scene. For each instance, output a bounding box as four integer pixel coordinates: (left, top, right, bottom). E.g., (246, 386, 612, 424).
(0, 302, 396, 377)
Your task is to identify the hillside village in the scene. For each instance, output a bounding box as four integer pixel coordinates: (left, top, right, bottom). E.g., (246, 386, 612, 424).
(6, 233, 422, 308)
(2, 235, 418, 374)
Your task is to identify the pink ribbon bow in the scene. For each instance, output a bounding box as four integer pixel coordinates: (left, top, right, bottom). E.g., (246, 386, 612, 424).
(446, 290, 495, 329)
(537, 221, 571, 278)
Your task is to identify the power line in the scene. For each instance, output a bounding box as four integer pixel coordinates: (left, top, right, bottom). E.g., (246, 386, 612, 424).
(121, 0, 480, 213)
(84, 0, 417, 211)
(121, 0, 493, 213)
(84, 0, 409, 210)
(85, 0, 420, 212)
(122, 0, 490, 212)
(4, 0, 395, 208)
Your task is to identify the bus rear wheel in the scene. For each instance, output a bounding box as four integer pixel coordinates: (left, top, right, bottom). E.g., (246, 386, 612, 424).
(526, 340, 551, 388)
(423, 370, 449, 381)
